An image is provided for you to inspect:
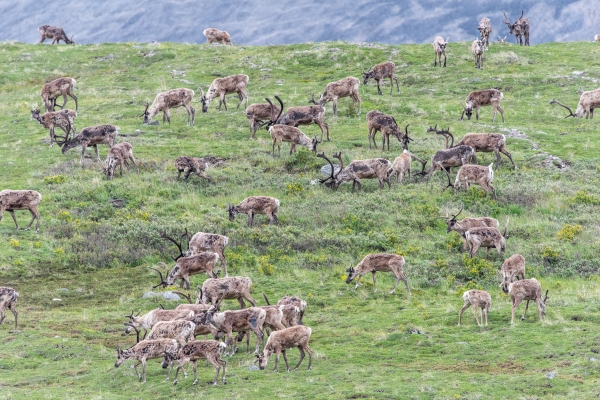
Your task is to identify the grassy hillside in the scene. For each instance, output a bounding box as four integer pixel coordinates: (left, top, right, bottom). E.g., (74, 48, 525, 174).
(1, 40, 600, 399)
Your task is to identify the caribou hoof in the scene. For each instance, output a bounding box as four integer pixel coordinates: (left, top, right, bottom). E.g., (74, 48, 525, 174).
(223, 380, 227, 385)
(192, 380, 198, 385)
(521, 316, 525, 321)
(212, 381, 217, 386)
(173, 380, 178, 385)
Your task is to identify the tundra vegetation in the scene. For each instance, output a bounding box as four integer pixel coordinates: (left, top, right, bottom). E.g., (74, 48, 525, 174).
(1, 40, 600, 399)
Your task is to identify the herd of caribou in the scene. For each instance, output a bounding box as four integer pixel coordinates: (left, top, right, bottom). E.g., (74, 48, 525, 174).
(0, 11, 597, 387)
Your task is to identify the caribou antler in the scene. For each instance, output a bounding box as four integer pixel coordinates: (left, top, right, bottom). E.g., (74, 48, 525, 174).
(438, 162, 454, 191)
(149, 266, 168, 288)
(139, 102, 149, 117)
(263, 293, 271, 305)
(308, 93, 317, 104)
(543, 289, 549, 303)
(172, 291, 193, 304)
(317, 152, 336, 184)
(124, 322, 141, 343)
(502, 10, 510, 24)
(124, 308, 141, 320)
(332, 152, 344, 179)
(519, 9, 524, 20)
(549, 99, 576, 118)
(160, 231, 185, 260)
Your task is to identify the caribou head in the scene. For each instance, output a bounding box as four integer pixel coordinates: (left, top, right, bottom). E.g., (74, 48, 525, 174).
(503, 10, 524, 34)
(361, 67, 375, 85)
(316, 151, 343, 190)
(440, 204, 463, 233)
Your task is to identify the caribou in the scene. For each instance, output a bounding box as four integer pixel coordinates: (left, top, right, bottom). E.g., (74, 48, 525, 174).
(362, 61, 400, 95)
(0, 287, 19, 329)
(59, 124, 118, 164)
(0, 190, 42, 232)
(318, 152, 392, 192)
(507, 279, 548, 325)
(40, 77, 77, 112)
(256, 325, 313, 372)
(199, 74, 249, 112)
(309, 76, 361, 116)
(503, 10, 530, 46)
(345, 254, 410, 295)
(141, 88, 195, 125)
(441, 205, 499, 251)
(38, 25, 74, 44)
(30, 108, 77, 145)
(477, 18, 492, 49)
(458, 289, 491, 326)
(460, 89, 505, 123)
(227, 196, 280, 228)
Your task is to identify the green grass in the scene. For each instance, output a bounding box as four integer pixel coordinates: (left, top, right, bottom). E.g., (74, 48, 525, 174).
(1, 39, 600, 399)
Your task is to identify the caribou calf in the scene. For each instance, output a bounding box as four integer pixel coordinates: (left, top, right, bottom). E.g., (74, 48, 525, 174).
(200, 276, 256, 308)
(162, 340, 227, 385)
(269, 125, 319, 157)
(453, 163, 496, 198)
(464, 218, 509, 259)
(433, 36, 449, 67)
(210, 307, 266, 356)
(103, 142, 138, 180)
(0, 287, 19, 329)
(460, 89, 504, 123)
(388, 150, 412, 183)
(508, 278, 548, 325)
(227, 196, 280, 228)
(60, 124, 118, 164)
(499, 254, 526, 293)
(0, 190, 42, 232)
(175, 156, 212, 182)
(114, 338, 178, 383)
(256, 325, 313, 371)
(458, 289, 491, 326)
(346, 254, 410, 295)
(472, 38, 485, 69)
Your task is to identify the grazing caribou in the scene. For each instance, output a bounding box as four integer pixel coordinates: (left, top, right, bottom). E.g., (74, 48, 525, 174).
(148, 320, 196, 346)
(141, 88, 195, 125)
(40, 77, 77, 112)
(458, 289, 491, 326)
(0, 287, 19, 329)
(452, 132, 516, 170)
(150, 252, 219, 290)
(59, 124, 118, 164)
(102, 142, 138, 180)
(199, 74, 249, 112)
(499, 254, 526, 293)
(227, 196, 280, 228)
(460, 89, 505, 123)
(503, 10, 530, 46)
(0, 190, 42, 232)
(453, 163, 497, 198)
(175, 156, 213, 182)
(38, 25, 74, 44)
(318, 152, 391, 192)
(310, 76, 361, 116)
(362, 61, 400, 95)
(263, 293, 307, 326)
(507, 279, 548, 325)
(203, 28, 232, 45)
(162, 340, 227, 385)
(30, 108, 77, 145)
(345, 254, 410, 295)
(550, 88, 600, 119)
(424, 145, 476, 188)
(256, 325, 313, 372)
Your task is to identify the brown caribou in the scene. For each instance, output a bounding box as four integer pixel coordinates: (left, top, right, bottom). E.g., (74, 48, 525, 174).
(345, 254, 410, 295)
(362, 61, 400, 95)
(38, 25, 74, 44)
(59, 124, 117, 164)
(503, 10, 530, 46)
(227, 196, 280, 227)
(256, 326, 313, 372)
(477, 18, 492, 50)
(458, 289, 491, 326)
(460, 89, 505, 123)
(433, 36, 449, 67)
(40, 77, 78, 112)
(310, 76, 361, 116)
(0, 190, 42, 232)
(507, 279, 548, 325)
(318, 152, 391, 192)
(102, 142, 138, 180)
(203, 28, 232, 45)
(141, 88, 195, 125)
(199, 74, 249, 112)
(30, 108, 77, 145)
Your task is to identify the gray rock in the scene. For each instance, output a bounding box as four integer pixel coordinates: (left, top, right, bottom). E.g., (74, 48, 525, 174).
(320, 163, 340, 176)
(59, 288, 69, 292)
(142, 291, 160, 299)
(572, 71, 585, 76)
(162, 291, 181, 301)
(590, 357, 598, 362)
(143, 120, 159, 126)
(546, 371, 555, 379)
(248, 365, 259, 371)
